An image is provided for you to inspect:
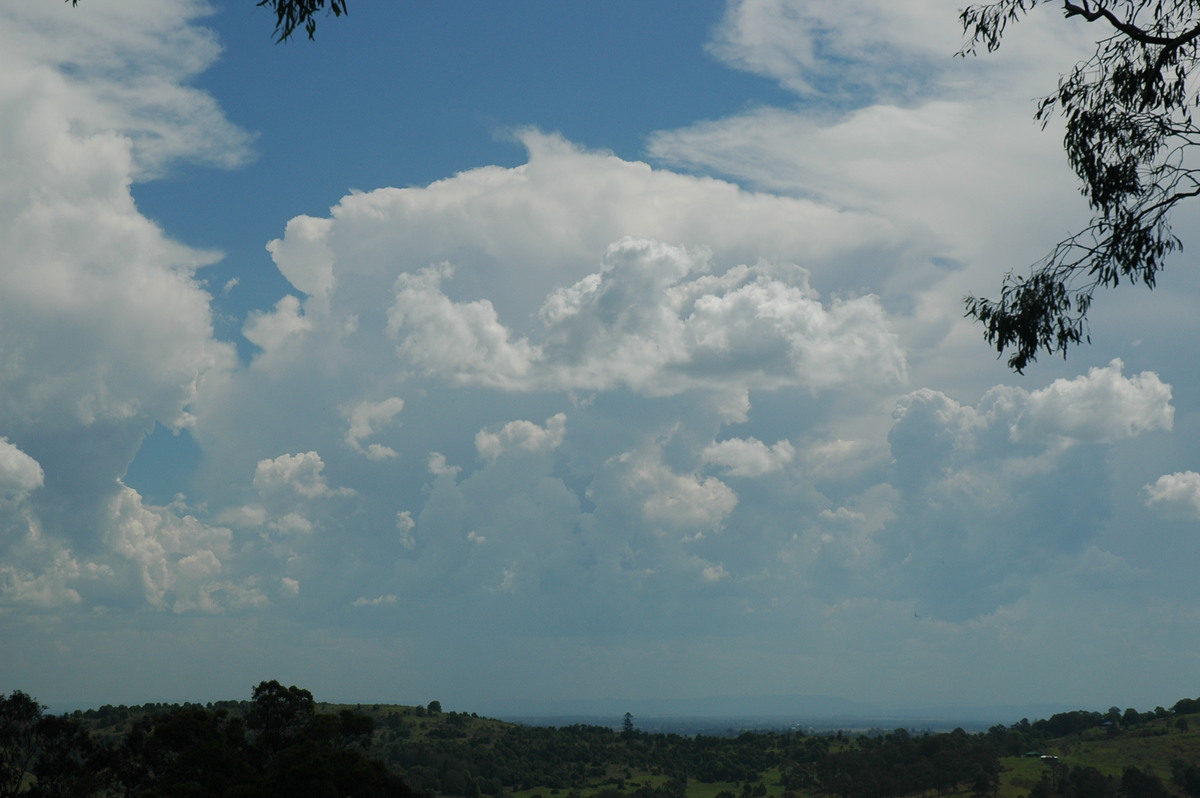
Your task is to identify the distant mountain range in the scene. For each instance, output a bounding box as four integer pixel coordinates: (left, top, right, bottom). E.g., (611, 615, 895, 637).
(468, 693, 1083, 731)
(45, 692, 1087, 734)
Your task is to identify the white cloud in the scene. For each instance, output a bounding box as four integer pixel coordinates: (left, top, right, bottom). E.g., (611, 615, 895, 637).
(702, 437, 795, 478)
(268, 513, 315, 536)
(876, 363, 1176, 620)
(243, 295, 313, 366)
(1144, 472, 1200, 519)
(196, 128, 930, 646)
(1014, 360, 1174, 444)
(651, 102, 974, 211)
(476, 414, 567, 462)
(344, 397, 405, 460)
(494, 568, 517, 594)
(621, 447, 739, 535)
(427, 452, 460, 477)
(351, 594, 397, 607)
(0, 0, 253, 179)
(253, 451, 349, 500)
(819, 485, 898, 538)
(0, 519, 86, 609)
(647, 99, 1079, 348)
(707, 0, 1092, 102)
(266, 215, 336, 300)
(396, 510, 416, 550)
(708, 0, 960, 97)
(0, 0, 245, 622)
(889, 360, 1172, 468)
(0, 437, 44, 499)
(801, 437, 887, 482)
(0, 102, 235, 432)
(263, 128, 902, 325)
(0, 1, 238, 436)
(648, 0, 1107, 401)
(215, 504, 269, 528)
(107, 486, 264, 614)
(388, 262, 538, 389)
(388, 237, 905, 396)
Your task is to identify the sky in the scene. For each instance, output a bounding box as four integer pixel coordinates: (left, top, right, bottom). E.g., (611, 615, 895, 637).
(2, 0, 1200, 717)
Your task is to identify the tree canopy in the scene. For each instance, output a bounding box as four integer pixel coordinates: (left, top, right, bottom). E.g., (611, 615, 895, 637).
(255, 0, 348, 41)
(961, 0, 1200, 370)
(0, 682, 414, 797)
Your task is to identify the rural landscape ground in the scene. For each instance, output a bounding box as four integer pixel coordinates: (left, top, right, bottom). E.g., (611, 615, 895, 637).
(8, 684, 1199, 797)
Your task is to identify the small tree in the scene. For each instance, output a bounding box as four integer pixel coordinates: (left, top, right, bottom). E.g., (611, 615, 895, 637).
(622, 712, 634, 739)
(1123, 765, 1171, 798)
(0, 691, 43, 798)
(427, 700, 442, 714)
(246, 680, 316, 756)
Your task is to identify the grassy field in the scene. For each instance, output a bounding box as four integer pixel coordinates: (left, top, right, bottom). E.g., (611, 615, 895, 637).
(929, 717, 1200, 798)
(999, 720, 1200, 791)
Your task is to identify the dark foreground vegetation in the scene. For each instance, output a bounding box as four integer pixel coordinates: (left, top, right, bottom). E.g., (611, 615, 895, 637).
(0, 681, 415, 797)
(4, 685, 1200, 798)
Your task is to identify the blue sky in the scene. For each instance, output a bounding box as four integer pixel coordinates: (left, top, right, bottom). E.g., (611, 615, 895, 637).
(3, 0, 1200, 716)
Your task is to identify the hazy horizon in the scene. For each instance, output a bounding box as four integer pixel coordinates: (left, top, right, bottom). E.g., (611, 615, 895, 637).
(43, 689, 1095, 736)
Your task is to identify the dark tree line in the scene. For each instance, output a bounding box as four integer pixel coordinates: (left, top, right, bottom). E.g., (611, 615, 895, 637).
(781, 727, 1002, 798)
(368, 716, 992, 798)
(0, 682, 416, 797)
(363, 713, 822, 796)
(1024, 762, 1173, 798)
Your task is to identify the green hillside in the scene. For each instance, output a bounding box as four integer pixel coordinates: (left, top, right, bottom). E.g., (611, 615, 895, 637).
(988, 711, 1200, 798)
(336, 700, 1200, 798)
(315, 699, 1200, 798)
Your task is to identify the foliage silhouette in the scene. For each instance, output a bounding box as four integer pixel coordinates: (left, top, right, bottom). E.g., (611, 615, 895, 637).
(0, 683, 417, 797)
(961, 1, 1200, 370)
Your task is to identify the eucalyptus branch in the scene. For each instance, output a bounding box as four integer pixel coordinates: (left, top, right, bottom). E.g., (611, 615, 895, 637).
(960, 0, 1200, 369)
(1062, 1, 1200, 49)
